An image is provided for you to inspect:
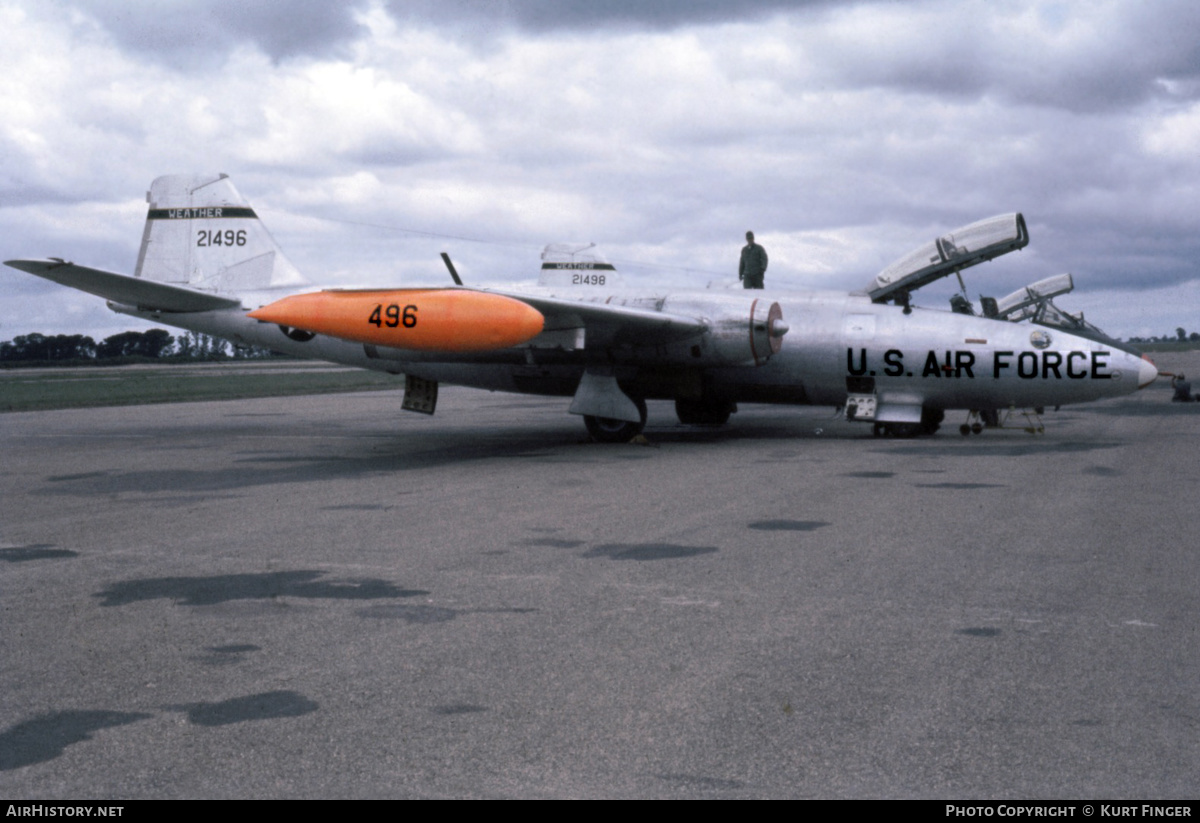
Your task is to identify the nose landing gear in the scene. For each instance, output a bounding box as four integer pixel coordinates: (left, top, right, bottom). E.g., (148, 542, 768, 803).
(960, 408, 1041, 435)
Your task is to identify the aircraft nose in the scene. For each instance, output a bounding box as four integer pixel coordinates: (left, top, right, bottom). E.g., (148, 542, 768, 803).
(1137, 355, 1159, 389)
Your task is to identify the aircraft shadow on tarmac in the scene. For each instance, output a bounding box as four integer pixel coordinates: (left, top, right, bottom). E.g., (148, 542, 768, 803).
(27, 402, 1146, 502)
(29, 421, 853, 499)
(582, 543, 719, 560)
(878, 439, 1125, 458)
(94, 570, 430, 607)
(357, 603, 537, 622)
(0, 544, 79, 562)
(747, 520, 831, 532)
(32, 436, 641, 497)
(516, 532, 731, 561)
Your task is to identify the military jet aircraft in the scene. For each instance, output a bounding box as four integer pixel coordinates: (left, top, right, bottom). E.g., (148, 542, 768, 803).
(5, 173, 1157, 441)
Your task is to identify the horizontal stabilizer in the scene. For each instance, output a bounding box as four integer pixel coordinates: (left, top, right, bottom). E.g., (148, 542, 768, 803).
(5, 259, 242, 312)
(867, 213, 1028, 303)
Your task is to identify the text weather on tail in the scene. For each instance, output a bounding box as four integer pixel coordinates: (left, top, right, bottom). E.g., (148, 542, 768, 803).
(6, 173, 1157, 442)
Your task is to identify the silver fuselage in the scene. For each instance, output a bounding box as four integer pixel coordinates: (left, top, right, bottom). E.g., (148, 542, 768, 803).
(113, 284, 1151, 414)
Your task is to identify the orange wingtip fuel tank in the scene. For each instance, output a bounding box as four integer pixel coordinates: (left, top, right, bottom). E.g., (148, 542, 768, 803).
(248, 289, 545, 352)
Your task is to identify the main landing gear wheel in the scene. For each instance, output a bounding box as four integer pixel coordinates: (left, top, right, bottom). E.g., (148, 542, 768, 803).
(584, 397, 648, 443)
(960, 409, 995, 435)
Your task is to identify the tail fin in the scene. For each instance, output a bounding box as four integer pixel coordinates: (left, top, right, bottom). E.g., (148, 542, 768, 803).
(537, 242, 622, 289)
(135, 174, 308, 294)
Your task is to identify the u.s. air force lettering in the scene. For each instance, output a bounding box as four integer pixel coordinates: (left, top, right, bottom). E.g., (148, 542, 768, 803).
(847, 348, 1114, 380)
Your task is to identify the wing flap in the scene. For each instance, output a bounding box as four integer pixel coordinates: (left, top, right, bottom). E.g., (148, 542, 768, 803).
(6, 259, 242, 312)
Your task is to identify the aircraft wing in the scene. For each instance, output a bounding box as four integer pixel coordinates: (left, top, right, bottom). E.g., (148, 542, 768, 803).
(6, 259, 242, 312)
(491, 290, 709, 348)
(865, 213, 1029, 303)
(7, 255, 713, 354)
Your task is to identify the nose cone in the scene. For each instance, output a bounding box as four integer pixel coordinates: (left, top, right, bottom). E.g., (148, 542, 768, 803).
(1137, 355, 1159, 389)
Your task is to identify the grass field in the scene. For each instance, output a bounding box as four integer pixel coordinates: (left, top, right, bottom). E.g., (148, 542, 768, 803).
(0, 362, 402, 412)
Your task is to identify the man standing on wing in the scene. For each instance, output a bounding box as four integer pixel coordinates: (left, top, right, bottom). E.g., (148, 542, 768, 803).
(739, 230, 768, 289)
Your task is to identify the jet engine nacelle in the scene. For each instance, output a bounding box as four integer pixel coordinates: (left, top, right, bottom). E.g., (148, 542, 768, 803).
(650, 294, 788, 366)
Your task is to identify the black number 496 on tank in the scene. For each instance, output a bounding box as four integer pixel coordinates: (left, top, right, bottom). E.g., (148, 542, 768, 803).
(369, 304, 418, 328)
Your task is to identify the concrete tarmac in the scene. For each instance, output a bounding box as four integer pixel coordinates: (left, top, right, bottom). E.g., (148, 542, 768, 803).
(2, 357, 1199, 798)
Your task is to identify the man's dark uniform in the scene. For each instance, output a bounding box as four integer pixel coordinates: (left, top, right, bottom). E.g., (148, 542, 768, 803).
(739, 233, 768, 289)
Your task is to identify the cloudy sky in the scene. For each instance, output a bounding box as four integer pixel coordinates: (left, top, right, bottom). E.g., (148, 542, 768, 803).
(2, 0, 1198, 342)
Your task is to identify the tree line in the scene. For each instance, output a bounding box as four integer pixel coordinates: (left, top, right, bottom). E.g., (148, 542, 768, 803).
(1126, 327, 1200, 344)
(0, 330, 280, 364)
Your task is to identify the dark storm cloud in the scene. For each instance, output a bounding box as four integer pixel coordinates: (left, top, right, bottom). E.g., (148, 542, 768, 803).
(384, 0, 1200, 118)
(385, 0, 837, 33)
(814, 4, 1200, 113)
(71, 0, 369, 66)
